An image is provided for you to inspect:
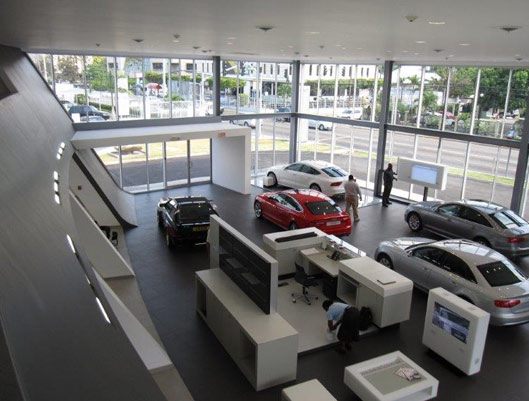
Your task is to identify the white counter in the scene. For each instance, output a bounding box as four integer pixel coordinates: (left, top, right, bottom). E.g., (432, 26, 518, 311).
(196, 268, 298, 391)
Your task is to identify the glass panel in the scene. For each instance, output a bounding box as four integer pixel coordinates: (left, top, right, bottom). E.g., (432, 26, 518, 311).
(337, 65, 359, 120)
(358, 64, 377, 121)
(116, 57, 144, 120)
(166, 140, 188, 186)
(391, 65, 422, 126)
(332, 123, 352, 172)
(171, 58, 193, 118)
(300, 63, 320, 115)
(275, 118, 290, 166)
(410, 136, 440, 200)
(276, 62, 292, 111)
(30, 54, 53, 88)
(195, 60, 213, 116)
(85, 56, 117, 121)
(473, 68, 508, 137)
(420, 66, 448, 130)
(121, 143, 147, 192)
(220, 60, 239, 115)
(505, 69, 529, 140)
(445, 67, 479, 134)
(319, 64, 335, 117)
(94, 147, 121, 185)
(491, 147, 518, 207)
(437, 139, 468, 201)
(314, 121, 332, 162)
(463, 143, 495, 201)
(147, 143, 164, 190)
(144, 58, 170, 119)
(190, 139, 211, 183)
(385, 132, 415, 199)
(258, 119, 275, 173)
(53, 55, 84, 120)
(238, 61, 258, 113)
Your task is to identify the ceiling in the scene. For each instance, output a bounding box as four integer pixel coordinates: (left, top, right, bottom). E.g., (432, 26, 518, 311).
(2, 0, 529, 66)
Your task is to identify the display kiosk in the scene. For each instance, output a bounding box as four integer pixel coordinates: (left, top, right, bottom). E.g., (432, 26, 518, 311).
(397, 157, 448, 200)
(337, 257, 413, 328)
(422, 288, 490, 375)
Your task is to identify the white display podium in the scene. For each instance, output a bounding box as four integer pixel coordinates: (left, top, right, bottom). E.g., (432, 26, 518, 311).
(344, 351, 438, 401)
(195, 268, 298, 391)
(338, 257, 413, 328)
(281, 379, 337, 401)
(423, 288, 490, 375)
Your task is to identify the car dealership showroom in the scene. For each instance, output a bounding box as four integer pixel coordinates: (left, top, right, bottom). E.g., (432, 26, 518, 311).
(3, 1, 529, 401)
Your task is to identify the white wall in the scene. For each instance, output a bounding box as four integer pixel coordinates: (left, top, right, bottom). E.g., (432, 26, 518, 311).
(69, 161, 119, 226)
(211, 135, 250, 195)
(70, 192, 135, 279)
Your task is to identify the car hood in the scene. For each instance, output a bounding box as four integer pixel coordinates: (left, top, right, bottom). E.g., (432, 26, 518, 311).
(409, 201, 441, 210)
(387, 237, 436, 250)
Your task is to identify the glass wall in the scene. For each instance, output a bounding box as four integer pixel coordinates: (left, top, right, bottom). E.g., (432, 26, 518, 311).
(30, 53, 53, 88)
(85, 56, 117, 121)
(53, 55, 84, 113)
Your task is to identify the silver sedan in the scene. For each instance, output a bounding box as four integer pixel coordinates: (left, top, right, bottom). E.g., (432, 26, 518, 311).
(374, 238, 529, 326)
(404, 200, 529, 259)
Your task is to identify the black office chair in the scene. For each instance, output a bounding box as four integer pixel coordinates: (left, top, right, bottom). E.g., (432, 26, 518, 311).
(291, 264, 319, 305)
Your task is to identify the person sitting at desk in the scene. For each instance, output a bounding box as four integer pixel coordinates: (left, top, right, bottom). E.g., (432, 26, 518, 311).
(322, 300, 360, 354)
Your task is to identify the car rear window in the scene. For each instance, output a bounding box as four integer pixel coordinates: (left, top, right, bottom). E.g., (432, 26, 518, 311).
(322, 167, 346, 178)
(477, 261, 526, 287)
(178, 203, 211, 222)
(305, 201, 340, 215)
(491, 211, 528, 228)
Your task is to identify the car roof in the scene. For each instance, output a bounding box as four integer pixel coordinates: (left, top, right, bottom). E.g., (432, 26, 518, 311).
(278, 189, 332, 203)
(168, 196, 209, 205)
(297, 160, 342, 169)
(430, 239, 504, 265)
(457, 199, 506, 214)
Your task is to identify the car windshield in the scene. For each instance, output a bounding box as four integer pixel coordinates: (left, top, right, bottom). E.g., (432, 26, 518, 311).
(322, 167, 346, 177)
(305, 201, 340, 215)
(490, 210, 528, 228)
(178, 202, 211, 222)
(477, 260, 527, 287)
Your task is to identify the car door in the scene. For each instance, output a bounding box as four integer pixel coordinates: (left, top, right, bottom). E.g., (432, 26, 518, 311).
(430, 204, 463, 236)
(264, 195, 282, 225)
(281, 163, 303, 188)
(297, 164, 319, 189)
(407, 246, 447, 289)
(458, 206, 495, 241)
(275, 194, 296, 228)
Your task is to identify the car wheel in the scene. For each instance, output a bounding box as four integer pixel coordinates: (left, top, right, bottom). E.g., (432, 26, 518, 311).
(318, 124, 325, 131)
(289, 222, 298, 230)
(377, 253, 393, 269)
(244, 121, 250, 127)
(157, 213, 163, 229)
(165, 229, 173, 248)
(407, 212, 423, 232)
(474, 237, 491, 247)
(309, 183, 322, 192)
(254, 201, 263, 219)
(267, 172, 278, 186)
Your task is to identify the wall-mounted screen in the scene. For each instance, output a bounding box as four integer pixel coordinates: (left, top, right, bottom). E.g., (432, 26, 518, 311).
(397, 157, 448, 190)
(411, 165, 438, 186)
(218, 225, 272, 314)
(432, 302, 470, 343)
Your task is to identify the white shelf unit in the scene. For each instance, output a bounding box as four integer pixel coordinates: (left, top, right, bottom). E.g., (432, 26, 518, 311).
(196, 268, 298, 391)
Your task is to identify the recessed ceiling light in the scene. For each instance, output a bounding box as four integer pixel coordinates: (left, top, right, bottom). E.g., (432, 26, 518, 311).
(414, 52, 420, 55)
(306, 31, 320, 35)
(133, 39, 143, 43)
(415, 40, 426, 44)
(288, 45, 294, 48)
(459, 43, 470, 46)
(173, 39, 180, 43)
(53, 171, 59, 180)
(405, 15, 418, 23)
(66, 234, 76, 254)
(227, 42, 233, 45)
(227, 36, 236, 40)
(429, 21, 445, 25)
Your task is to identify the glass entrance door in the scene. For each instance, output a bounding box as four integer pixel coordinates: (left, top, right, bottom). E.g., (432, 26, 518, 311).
(189, 139, 211, 183)
(165, 140, 189, 187)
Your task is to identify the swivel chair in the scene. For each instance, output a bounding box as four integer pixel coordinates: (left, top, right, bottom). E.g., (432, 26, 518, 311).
(291, 264, 319, 305)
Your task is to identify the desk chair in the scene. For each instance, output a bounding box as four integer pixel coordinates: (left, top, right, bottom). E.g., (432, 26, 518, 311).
(292, 264, 319, 305)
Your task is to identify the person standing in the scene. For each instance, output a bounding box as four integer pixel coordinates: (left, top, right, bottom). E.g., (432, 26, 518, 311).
(344, 174, 362, 222)
(382, 163, 397, 207)
(322, 300, 360, 354)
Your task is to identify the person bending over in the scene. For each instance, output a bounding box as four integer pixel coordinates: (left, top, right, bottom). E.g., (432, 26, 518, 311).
(322, 299, 360, 354)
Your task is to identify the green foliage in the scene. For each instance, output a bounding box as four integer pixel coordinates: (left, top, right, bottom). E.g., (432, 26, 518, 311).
(422, 91, 438, 112)
(145, 71, 164, 84)
(74, 94, 86, 104)
(56, 56, 81, 83)
(277, 84, 291, 98)
(239, 93, 249, 107)
(165, 93, 184, 101)
(85, 57, 114, 91)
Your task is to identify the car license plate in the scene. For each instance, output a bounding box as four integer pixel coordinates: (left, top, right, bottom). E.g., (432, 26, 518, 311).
(326, 221, 340, 226)
(193, 226, 209, 232)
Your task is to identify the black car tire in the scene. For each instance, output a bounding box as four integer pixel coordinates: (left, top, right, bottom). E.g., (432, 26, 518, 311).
(289, 222, 298, 230)
(244, 121, 250, 127)
(407, 212, 423, 232)
(474, 237, 491, 247)
(165, 229, 173, 248)
(254, 201, 263, 219)
(318, 124, 325, 131)
(267, 172, 278, 186)
(157, 213, 164, 228)
(309, 183, 322, 192)
(377, 253, 394, 270)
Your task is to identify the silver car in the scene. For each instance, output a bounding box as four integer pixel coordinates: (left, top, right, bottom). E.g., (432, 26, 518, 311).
(404, 200, 529, 259)
(374, 238, 529, 326)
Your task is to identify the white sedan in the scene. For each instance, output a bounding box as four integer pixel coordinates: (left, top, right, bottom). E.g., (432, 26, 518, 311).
(307, 119, 333, 131)
(266, 160, 349, 196)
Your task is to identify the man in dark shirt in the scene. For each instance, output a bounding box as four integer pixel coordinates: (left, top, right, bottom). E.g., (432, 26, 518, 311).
(382, 163, 397, 207)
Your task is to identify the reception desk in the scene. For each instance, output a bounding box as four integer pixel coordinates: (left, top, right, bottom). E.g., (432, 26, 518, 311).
(338, 257, 413, 328)
(196, 268, 298, 390)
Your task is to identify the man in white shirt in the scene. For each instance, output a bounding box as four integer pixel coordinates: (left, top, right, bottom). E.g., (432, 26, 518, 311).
(343, 174, 362, 222)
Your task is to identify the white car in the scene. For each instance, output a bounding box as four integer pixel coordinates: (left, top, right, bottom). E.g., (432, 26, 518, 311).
(340, 108, 363, 119)
(307, 119, 333, 131)
(266, 160, 349, 196)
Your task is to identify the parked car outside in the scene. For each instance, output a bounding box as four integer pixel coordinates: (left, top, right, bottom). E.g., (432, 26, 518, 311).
(404, 199, 529, 260)
(60, 100, 74, 111)
(375, 238, 529, 326)
(277, 106, 291, 122)
(266, 160, 349, 196)
(339, 108, 363, 119)
(69, 105, 111, 120)
(254, 189, 351, 236)
(308, 119, 333, 131)
(157, 196, 218, 247)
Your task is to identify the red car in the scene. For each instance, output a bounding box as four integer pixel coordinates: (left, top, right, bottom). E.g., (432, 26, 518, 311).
(254, 189, 352, 236)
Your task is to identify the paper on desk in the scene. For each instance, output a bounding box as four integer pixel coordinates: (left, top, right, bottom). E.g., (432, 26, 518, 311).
(302, 248, 322, 256)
